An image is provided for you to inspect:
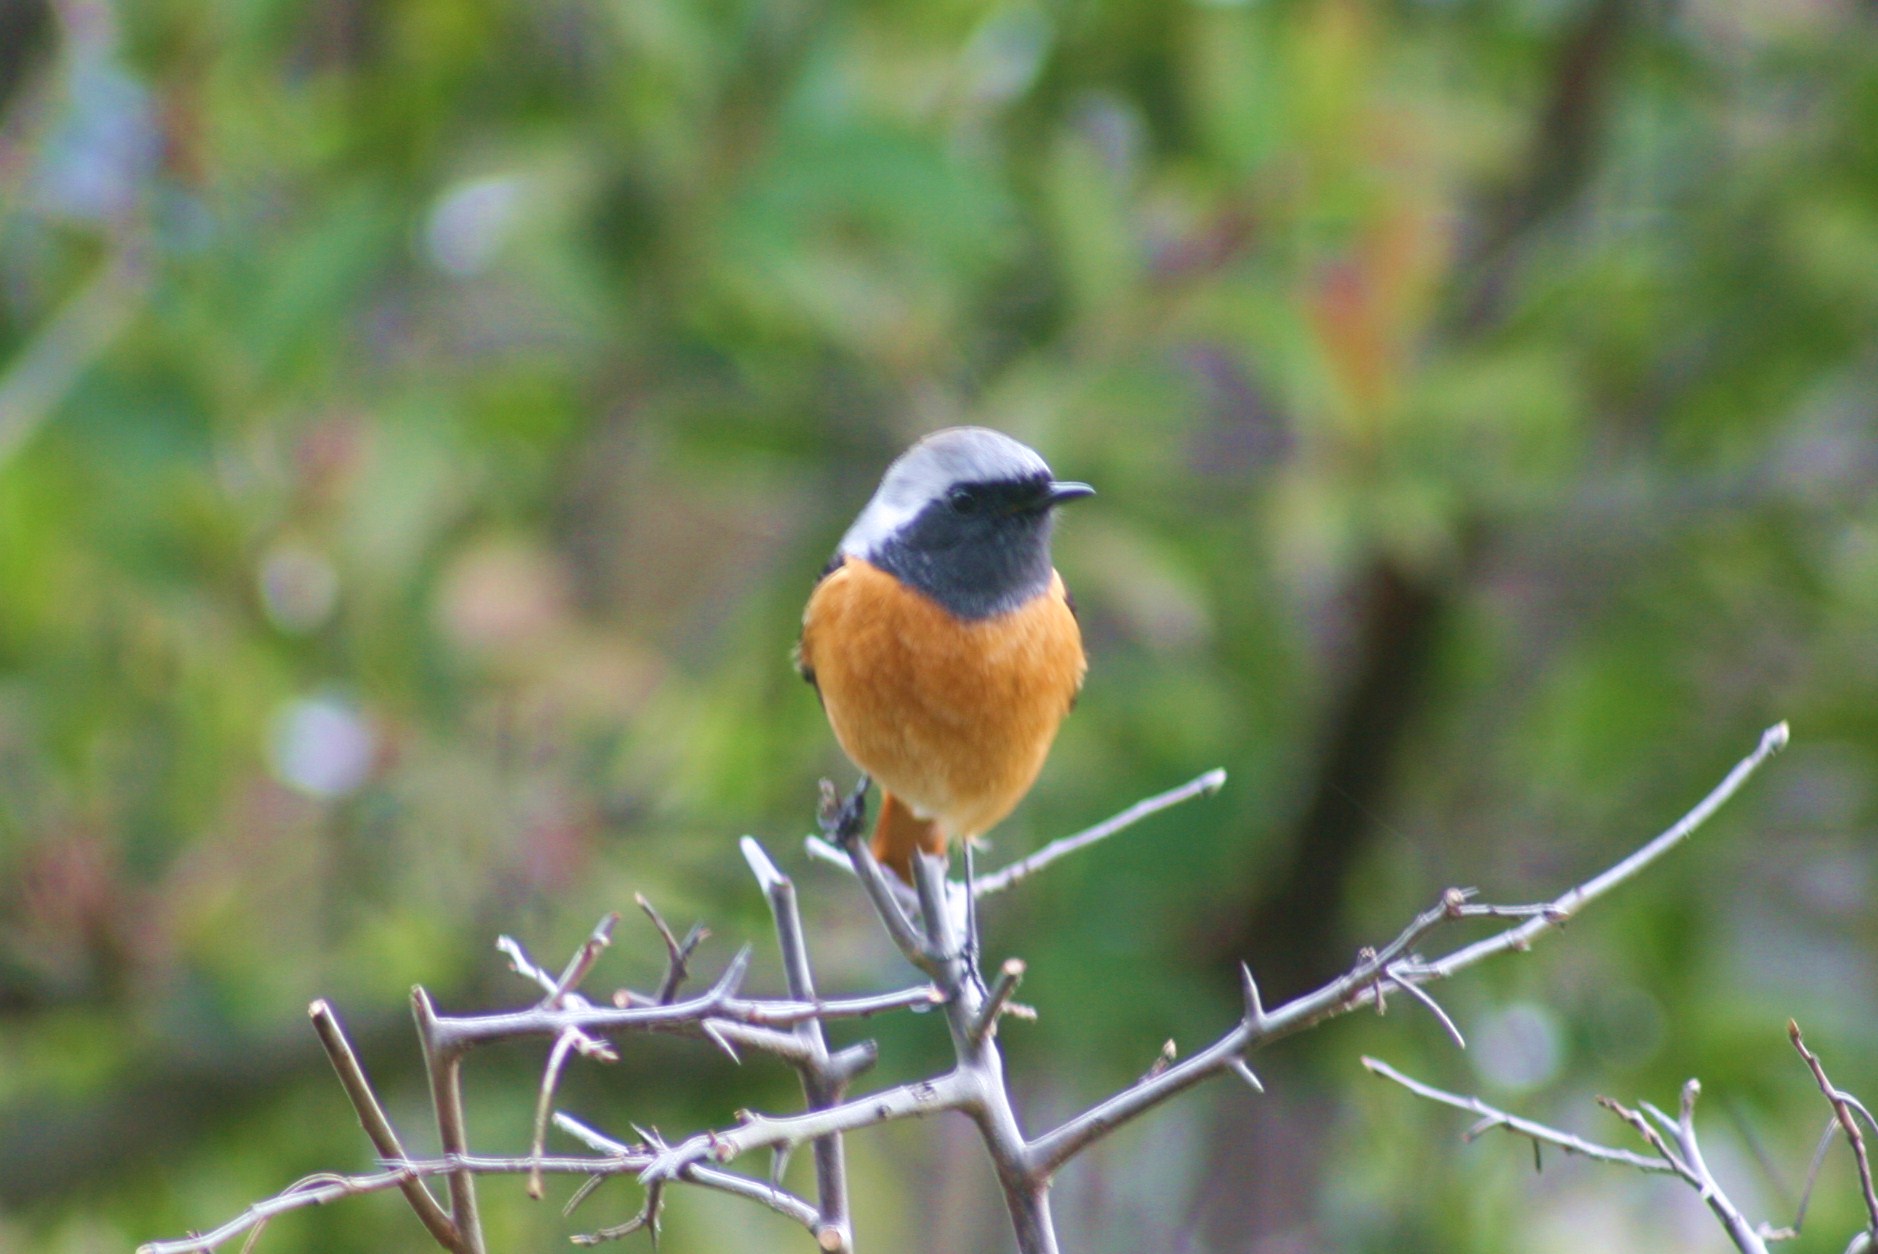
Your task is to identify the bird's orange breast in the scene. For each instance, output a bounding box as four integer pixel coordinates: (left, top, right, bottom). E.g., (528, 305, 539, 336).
(799, 557, 1085, 842)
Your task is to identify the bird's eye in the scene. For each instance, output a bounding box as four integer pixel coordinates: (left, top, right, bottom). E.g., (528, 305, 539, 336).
(946, 486, 981, 515)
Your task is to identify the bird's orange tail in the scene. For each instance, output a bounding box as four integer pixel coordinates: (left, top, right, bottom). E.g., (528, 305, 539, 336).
(872, 791, 945, 882)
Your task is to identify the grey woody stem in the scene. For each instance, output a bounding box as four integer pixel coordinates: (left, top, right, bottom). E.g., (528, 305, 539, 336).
(1667, 1081, 1770, 1254)
(1025, 723, 1788, 1174)
(971, 768, 1227, 897)
(1790, 1021, 1878, 1240)
(555, 1113, 824, 1233)
(138, 1144, 824, 1254)
(412, 987, 485, 1254)
(309, 1000, 460, 1247)
(423, 969, 937, 1052)
(1369, 1059, 1781, 1254)
(742, 836, 864, 1253)
(1362, 1057, 1679, 1174)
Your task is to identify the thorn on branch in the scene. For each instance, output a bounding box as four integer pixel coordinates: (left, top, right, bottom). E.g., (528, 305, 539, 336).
(709, 946, 754, 1004)
(769, 1144, 793, 1188)
(701, 1021, 743, 1064)
(1385, 966, 1466, 1050)
(1239, 963, 1266, 1031)
(638, 894, 709, 1005)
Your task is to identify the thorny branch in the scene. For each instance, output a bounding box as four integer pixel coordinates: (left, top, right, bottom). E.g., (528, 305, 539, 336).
(1373, 1061, 1783, 1254)
(1368, 1017, 1878, 1254)
(143, 723, 1788, 1254)
(138, 1145, 824, 1254)
(1360, 1057, 1677, 1175)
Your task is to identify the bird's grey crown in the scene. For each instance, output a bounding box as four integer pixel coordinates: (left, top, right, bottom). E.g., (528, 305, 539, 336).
(838, 427, 1052, 559)
(835, 427, 1073, 620)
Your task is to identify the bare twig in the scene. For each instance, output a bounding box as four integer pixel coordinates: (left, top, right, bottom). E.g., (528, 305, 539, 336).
(1791, 1021, 1878, 1240)
(140, 1163, 435, 1254)
(496, 934, 614, 1061)
(1025, 1019, 1260, 1176)
(1668, 1080, 1772, 1254)
(972, 769, 1227, 897)
(549, 913, 619, 1006)
(450, 980, 942, 1042)
(740, 836, 865, 1252)
(308, 1001, 459, 1248)
(1370, 1058, 1783, 1254)
(637, 894, 708, 1005)
(555, 1114, 822, 1234)
(1421, 723, 1789, 980)
(423, 950, 938, 1054)
(529, 1031, 587, 1199)
(1363, 1057, 1677, 1173)
(1384, 967, 1466, 1049)
(413, 988, 485, 1254)
(524, 915, 625, 1197)
(1026, 724, 1788, 1175)
(572, 1176, 664, 1247)
(1269, 723, 1787, 1045)
(1597, 1094, 1700, 1181)
(1595, 1083, 1772, 1254)
(496, 934, 556, 992)
(638, 1071, 980, 1183)
(138, 1143, 821, 1254)
(1789, 1119, 1843, 1240)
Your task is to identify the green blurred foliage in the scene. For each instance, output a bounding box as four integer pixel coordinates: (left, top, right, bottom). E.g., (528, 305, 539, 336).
(2, 0, 1876, 1249)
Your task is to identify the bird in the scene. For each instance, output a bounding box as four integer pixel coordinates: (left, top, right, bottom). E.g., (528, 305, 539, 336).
(797, 427, 1092, 881)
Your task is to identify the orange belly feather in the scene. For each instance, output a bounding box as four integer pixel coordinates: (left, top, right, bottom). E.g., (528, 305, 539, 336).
(800, 557, 1085, 876)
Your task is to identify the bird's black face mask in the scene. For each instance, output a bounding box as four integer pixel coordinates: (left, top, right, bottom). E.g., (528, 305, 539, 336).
(872, 475, 1062, 620)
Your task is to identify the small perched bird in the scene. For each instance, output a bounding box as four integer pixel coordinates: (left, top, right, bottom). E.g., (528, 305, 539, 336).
(798, 427, 1092, 880)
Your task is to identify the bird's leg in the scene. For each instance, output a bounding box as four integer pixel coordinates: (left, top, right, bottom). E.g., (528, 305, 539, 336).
(819, 775, 873, 846)
(960, 841, 987, 994)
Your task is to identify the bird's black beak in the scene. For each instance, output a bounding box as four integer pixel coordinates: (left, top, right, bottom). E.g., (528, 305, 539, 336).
(1045, 481, 1095, 507)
